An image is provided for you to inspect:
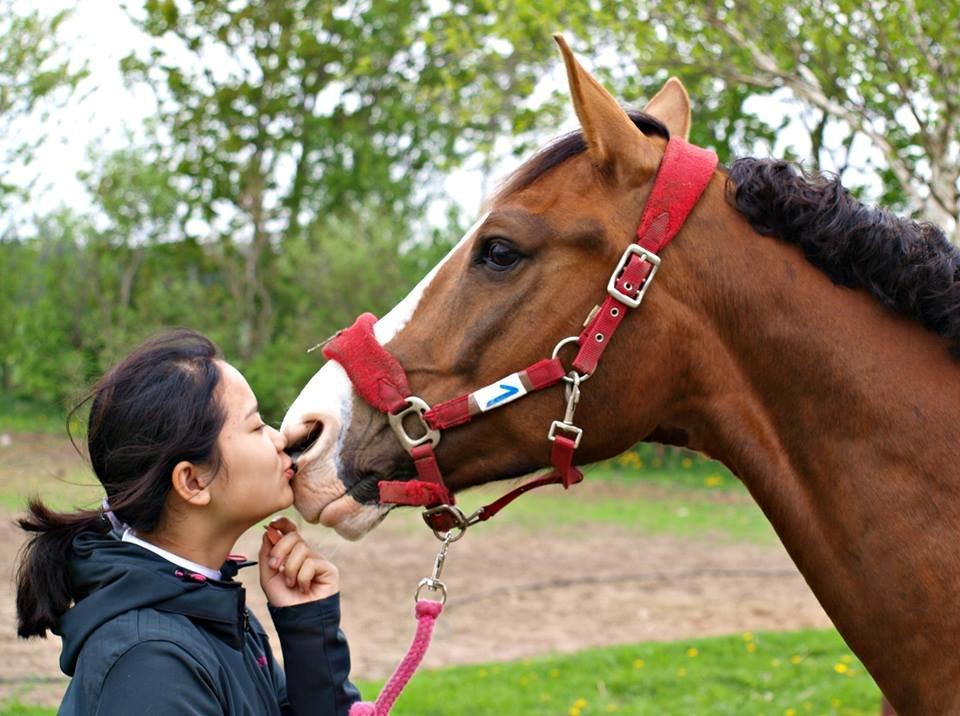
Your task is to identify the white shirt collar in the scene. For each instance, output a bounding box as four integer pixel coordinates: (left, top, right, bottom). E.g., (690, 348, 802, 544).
(122, 528, 222, 580)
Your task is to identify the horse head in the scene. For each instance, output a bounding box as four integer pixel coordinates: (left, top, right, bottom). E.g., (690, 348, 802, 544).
(281, 37, 724, 539)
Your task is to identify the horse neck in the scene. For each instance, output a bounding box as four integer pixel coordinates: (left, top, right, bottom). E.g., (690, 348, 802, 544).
(666, 198, 960, 712)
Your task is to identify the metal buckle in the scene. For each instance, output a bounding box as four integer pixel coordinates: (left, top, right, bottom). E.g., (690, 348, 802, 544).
(547, 420, 583, 448)
(388, 396, 441, 453)
(606, 244, 661, 308)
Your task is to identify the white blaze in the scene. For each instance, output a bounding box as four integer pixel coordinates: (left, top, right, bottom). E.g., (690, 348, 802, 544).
(282, 211, 490, 440)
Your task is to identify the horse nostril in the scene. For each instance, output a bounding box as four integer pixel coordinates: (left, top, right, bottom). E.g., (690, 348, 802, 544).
(284, 421, 325, 466)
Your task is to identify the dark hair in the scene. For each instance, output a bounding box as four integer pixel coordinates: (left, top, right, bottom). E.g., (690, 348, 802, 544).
(726, 157, 960, 357)
(16, 329, 226, 638)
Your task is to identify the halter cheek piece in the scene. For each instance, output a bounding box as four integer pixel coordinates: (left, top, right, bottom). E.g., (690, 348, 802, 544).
(322, 138, 718, 535)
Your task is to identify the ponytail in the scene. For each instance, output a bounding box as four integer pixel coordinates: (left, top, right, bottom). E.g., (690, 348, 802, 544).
(15, 498, 109, 638)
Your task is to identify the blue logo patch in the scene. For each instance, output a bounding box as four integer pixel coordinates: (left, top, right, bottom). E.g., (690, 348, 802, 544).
(485, 383, 520, 408)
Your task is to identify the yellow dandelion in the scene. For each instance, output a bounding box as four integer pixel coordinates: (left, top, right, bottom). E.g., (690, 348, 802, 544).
(519, 676, 529, 686)
(677, 666, 687, 677)
(840, 654, 853, 664)
(784, 709, 797, 716)
(704, 475, 723, 487)
(834, 663, 849, 674)
(569, 708, 581, 716)
(686, 647, 699, 658)
(681, 457, 693, 468)
(746, 642, 757, 653)
(742, 631, 754, 642)
(478, 668, 487, 678)
(574, 698, 588, 708)
(632, 658, 645, 669)
(790, 655, 803, 664)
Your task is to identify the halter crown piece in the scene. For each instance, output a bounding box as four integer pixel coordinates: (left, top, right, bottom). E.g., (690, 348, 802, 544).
(323, 137, 718, 534)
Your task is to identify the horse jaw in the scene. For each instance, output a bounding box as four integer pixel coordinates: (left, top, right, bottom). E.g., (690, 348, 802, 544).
(281, 213, 489, 537)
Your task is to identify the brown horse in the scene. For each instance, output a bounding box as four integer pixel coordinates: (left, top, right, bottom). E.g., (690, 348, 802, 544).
(282, 37, 960, 714)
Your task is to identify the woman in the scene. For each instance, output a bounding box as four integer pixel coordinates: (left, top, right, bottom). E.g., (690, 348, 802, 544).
(15, 329, 360, 715)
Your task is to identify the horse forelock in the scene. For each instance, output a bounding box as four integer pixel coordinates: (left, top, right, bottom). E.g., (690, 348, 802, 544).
(726, 157, 960, 358)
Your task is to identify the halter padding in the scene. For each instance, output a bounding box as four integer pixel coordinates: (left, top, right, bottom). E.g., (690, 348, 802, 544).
(323, 312, 411, 414)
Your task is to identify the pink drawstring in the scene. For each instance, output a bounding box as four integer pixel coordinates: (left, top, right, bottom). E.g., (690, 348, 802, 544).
(349, 600, 444, 716)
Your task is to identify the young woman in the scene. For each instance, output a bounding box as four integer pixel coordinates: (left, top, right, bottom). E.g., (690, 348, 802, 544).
(16, 329, 360, 715)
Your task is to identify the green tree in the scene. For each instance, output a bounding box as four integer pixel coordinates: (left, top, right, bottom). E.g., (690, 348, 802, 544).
(578, 0, 959, 239)
(0, 1, 86, 220)
(118, 0, 611, 358)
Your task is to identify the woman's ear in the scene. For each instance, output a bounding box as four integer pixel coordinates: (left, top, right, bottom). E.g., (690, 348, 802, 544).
(170, 460, 213, 507)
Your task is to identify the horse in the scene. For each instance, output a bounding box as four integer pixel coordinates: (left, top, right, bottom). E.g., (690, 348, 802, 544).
(281, 36, 960, 714)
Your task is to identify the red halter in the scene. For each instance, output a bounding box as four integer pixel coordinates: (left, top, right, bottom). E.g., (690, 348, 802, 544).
(322, 138, 718, 533)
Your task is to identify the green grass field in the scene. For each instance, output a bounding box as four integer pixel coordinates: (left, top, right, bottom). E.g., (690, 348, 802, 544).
(0, 398, 69, 436)
(0, 629, 879, 715)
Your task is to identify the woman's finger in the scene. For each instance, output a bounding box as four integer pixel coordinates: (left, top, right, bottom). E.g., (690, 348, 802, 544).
(296, 560, 318, 592)
(267, 530, 303, 570)
(282, 541, 310, 583)
(267, 515, 297, 535)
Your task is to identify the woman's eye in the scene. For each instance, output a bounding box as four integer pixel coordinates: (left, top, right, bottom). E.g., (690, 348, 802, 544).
(255, 423, 267, 432)
(482, 239, 522, 270)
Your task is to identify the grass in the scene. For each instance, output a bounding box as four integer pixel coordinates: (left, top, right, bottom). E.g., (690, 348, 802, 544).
(0, 629, 880, 716)
(351, 628, 880, 716)
(0, 705, 54, 716)
(0, 397, 69, 436)
(451, 466, 775, 544)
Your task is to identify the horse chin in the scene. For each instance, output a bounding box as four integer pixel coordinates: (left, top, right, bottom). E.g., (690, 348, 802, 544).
(318, 496, 390, 541)
(288, 466, 380, 537)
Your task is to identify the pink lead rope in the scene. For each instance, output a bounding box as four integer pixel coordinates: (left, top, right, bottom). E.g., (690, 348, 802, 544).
(349, 533, 455, 715)
(349, 600, 444, 716)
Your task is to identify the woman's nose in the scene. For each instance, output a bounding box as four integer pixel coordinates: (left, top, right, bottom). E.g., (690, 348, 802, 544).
(269, 425, 286, 451)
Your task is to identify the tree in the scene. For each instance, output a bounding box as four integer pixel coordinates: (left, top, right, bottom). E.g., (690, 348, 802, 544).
(581, 0, 959, 240)
(120, 0, 598, 358)
(0, 1, 86, 224)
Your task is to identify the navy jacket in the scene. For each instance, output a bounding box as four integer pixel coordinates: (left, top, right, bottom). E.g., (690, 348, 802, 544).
(55, 530, 360, 715)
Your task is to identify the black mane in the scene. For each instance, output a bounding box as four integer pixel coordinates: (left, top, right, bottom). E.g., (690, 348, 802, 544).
(726, 158, 960, 357)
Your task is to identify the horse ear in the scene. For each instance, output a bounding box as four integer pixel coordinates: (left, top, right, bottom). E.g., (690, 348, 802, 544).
(643, 77, 691, 140)
(553, 34, 659, 177)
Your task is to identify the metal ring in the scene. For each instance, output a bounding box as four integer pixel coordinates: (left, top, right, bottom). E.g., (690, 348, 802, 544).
(550, 337, 592, 384)
(415, 577, 448, 605)
(422, 505, 469, 542)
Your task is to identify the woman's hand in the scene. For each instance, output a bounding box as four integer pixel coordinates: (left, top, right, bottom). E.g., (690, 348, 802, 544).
(258, 516, 340, 607)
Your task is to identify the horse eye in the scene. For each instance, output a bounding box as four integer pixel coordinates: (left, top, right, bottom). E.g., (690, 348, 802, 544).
(482, 239, 522, 270)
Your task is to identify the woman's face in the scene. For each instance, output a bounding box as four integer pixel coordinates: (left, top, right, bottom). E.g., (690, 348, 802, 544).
(207, 361, 296, 528)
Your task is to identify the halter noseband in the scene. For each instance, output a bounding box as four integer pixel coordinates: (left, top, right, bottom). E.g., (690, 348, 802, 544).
(322, 137, 718, 534)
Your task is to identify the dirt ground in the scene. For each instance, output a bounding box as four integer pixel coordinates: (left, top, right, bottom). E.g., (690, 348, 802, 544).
(0, 434, 832, 707)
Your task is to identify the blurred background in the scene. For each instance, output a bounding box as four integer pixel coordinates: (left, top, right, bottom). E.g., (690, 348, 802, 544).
(0, 1, 955, 713)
